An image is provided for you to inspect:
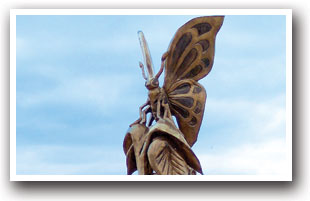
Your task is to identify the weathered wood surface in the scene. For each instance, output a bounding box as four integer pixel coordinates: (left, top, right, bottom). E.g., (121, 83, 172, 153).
(123, 16, 224, 175)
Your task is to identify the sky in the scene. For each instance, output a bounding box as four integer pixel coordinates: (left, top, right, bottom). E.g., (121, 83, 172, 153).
(15, 14, 287, 175)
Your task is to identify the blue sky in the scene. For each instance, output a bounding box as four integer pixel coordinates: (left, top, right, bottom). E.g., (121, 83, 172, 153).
(16, 15, 287, 175)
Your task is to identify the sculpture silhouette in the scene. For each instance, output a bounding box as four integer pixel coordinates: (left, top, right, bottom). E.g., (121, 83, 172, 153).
(123, 16, 224, 175)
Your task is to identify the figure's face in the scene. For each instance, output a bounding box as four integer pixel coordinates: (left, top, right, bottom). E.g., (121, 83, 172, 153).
(145, 77, 159, 90)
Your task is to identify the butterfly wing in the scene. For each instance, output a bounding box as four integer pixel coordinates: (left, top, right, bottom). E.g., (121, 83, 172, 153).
(163, 16, 224, 146)
(166, 79, 206, 146)
(163, 16, 224, 88)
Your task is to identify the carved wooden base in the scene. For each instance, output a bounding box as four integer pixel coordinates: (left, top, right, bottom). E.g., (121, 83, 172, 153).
(123, 118, 202, 175)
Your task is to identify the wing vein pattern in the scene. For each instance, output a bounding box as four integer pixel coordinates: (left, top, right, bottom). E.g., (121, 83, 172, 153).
(163, 16, 224, 146)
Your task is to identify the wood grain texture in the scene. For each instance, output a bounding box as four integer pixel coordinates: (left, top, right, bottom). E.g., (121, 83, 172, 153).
(147, 136, 193, 175)
(124, 16, 224, 175)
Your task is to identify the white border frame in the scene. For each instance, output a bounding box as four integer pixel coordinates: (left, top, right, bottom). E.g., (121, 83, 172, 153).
(10, 9, 292, 181)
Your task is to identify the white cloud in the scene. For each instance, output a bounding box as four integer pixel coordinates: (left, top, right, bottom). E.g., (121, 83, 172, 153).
(205, 93, 286, 138)
(16, 145, 126, 175)
(206, 56, 286, 91)
(198, 138, 287, 175)
(17, 71, 145, 114)
(16, 31, 139, 61)
(219, 31, 258, 48)
(15, 15, 288, 176)
(16, 37, 35, 59)
(194, 94, 287, 175)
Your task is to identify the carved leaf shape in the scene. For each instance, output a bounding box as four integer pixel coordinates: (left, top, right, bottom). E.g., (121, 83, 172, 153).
(147, 137, 190, 175)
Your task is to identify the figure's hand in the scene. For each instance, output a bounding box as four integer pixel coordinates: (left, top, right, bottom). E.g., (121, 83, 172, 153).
(129, 118, 142, 127)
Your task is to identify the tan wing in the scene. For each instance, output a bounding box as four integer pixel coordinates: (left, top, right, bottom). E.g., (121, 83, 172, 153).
(163, 16, 223, 146)
(166, 79, 206, 146)
(163, 16, 224, 90)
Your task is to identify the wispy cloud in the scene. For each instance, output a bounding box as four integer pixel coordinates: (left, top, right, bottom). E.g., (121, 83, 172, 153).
(15, 15, 288, 175)
(194, 94, 286, 175)
(206, 93, 285, 128)
(17, 145, 126, 175)
(199, 138, 287, 175)
(17, 69, 145, 114)
(196, 93, 286, 149)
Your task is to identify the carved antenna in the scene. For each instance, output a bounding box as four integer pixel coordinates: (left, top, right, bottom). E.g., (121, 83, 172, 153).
(139, 61, 147, 80)
(138, 31, 154, 80)
(155, 51, 169, 79)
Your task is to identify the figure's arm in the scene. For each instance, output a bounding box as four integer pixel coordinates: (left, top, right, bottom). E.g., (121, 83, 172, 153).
(141, 106, 151, 125)
(139, 99, 150, 119)
(130, 100, 150, 126)
(156, 91, 172, 121)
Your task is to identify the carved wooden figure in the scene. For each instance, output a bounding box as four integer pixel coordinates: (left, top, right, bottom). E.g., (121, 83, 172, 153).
(123, 16, 224, 175)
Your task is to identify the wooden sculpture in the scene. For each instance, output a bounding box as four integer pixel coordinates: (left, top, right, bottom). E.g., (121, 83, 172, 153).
(123, 16, 224, 175)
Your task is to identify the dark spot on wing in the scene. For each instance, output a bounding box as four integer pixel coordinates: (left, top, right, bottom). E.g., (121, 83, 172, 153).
(201, 58, 210, 68)
(197, 40, 209, 52)
(194, 101, 202, 114)
(176, 48, 197, 78)
(189, 116, 197, 126)
(192, 23, 212, 35)
(182, 65, 202, 79)
(172, 32, 192, 66)
(169, 83, 191, 95)
(171, 103, 189, 118)
(172, 97, 194, 108)
(193, 86, 202, 94)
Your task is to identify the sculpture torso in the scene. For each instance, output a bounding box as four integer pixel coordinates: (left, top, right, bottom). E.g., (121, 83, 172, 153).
(148, 87, 161, 119)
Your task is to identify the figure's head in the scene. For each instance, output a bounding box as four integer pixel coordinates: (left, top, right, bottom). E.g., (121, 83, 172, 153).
(145, 77, 159, 90)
